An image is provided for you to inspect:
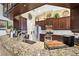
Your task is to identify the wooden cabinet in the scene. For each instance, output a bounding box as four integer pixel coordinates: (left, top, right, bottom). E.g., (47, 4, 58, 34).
(14, 17, 27, 30)
(36, 17, 70, 30)
(45, 17, 70, 30)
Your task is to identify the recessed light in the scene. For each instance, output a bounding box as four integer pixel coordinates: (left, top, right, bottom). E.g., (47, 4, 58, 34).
(24, 4, 26, 7)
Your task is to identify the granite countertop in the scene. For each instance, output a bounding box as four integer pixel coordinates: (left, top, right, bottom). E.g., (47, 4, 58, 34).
(40, 30, 74, 35)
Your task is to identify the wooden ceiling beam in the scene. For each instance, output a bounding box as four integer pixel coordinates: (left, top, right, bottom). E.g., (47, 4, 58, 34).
(8, 3, 79, 17)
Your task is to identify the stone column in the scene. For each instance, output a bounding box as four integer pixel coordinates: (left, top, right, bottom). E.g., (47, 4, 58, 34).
(27, 12, 36, 41)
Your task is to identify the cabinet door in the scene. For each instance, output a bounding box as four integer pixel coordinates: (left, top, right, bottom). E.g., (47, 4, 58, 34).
(20, 19, 27, 30)
(58, 17, 70, 30)
(66, 18, 70, 29)
(53, 19, 59, 29)
(59, 19, 66, 29)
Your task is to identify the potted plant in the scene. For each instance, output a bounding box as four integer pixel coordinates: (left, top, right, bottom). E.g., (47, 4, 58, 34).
(53, 13, 60, 18)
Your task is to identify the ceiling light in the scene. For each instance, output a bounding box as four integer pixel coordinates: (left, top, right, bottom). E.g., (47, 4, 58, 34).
(24, 4, 26, 7)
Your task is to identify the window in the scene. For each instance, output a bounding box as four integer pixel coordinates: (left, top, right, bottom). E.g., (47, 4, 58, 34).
(8, 4, 12, 10)
(3, 4, 8, 17)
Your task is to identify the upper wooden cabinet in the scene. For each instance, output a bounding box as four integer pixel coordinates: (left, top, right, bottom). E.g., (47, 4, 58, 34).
(46, 17, 70, 30)
(36, 16, 70, 30)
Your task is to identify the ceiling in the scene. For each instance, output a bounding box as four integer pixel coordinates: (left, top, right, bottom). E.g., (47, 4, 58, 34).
(8, 3, 79, 18)
(21, 4, 70, 19)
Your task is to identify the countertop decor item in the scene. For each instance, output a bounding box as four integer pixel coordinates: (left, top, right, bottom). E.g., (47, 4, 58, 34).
(62, 10, 69, 17)
(45, 24, 53, 33)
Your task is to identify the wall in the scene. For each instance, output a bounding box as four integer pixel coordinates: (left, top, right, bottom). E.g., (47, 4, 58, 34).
(71, 7, 79, 32)
(36, 9, 70, 21)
